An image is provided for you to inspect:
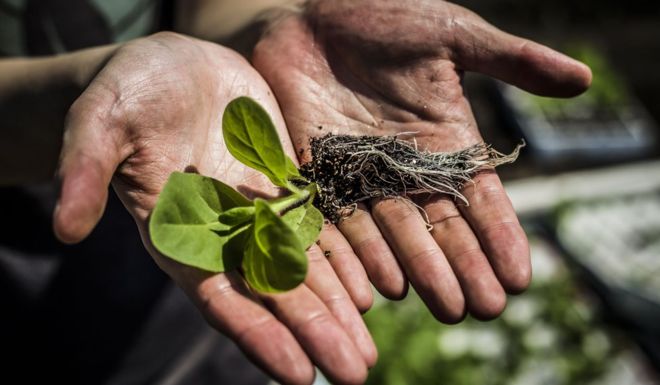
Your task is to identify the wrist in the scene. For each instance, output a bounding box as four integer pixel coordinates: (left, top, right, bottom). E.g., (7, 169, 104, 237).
(177, 0, 305, 57)
(57, 44, 119, 92)
(0, 45, 117, 185)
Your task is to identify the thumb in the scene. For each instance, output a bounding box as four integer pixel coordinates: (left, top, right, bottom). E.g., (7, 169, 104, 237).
(54, 95, 128, 244)
(448, 7, 592, 97)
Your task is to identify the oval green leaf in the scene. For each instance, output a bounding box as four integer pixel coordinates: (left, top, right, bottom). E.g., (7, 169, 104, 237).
(242, 199, 308, 293)
(149, 172, 252, 272)
(223, 97, 299, 187)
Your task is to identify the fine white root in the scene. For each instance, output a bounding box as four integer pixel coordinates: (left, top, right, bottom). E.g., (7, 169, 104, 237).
(300, 134, 524, 223)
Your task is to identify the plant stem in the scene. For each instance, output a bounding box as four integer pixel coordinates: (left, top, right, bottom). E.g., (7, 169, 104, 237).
(269, 184, 312, 214)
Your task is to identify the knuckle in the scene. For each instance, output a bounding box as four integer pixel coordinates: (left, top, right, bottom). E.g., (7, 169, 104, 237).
(296, 310, 335, 335)
(353, 235, 387, 256)
(480, 221, 521, 244)
(321, 294, 352, 313)
(234, 316, 278, 344)
(409, 247, 444, 263)
(471, 182, 510, 208)
(373, 199, 420, 228)
(306, 246, 326, 263)
(325, 245, 356, 260)
(427, 202, 462, 225)
(448, 248, 486, 272)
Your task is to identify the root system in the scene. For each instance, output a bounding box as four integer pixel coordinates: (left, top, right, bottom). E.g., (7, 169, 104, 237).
(300, 134, 523, 223)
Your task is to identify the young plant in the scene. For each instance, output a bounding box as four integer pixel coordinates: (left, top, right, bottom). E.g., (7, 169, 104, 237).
(149, 97, 323, 293)
(150, 97, 522, 293)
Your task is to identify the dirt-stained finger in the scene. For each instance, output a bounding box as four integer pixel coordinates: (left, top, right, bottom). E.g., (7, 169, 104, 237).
(305, 245, 377, 366)
(419, 194, 507, 320)
(260, 283, 369, 385)
(171, 267, 315, 385)
(337, 203, 408, 300)
(371, 197, 466, 323)
(459, 171, 531, 293)
(317, 223, 373, 312)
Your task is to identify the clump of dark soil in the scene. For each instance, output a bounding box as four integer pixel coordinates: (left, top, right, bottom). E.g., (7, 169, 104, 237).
(300, 134, 523, 223)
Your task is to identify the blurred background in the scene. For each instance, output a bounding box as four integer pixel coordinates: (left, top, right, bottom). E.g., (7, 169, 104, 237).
(354, 1, 660, 384)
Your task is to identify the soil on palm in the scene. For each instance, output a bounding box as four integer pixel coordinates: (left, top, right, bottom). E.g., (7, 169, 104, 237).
(299, 134, 523, 223)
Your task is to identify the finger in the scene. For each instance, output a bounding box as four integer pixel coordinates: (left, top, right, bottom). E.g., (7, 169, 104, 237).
(418, 194, 506, 320)
(317, 224, 373, 312)
(337, 203, 408, 300)
(306, 0, 591, 97)
(261, 283, 369, 385)
(371, 197, 465, 323)
(459, 171, 531, 294)
(448, 4, 592, 97)
(305, 245, 377, 367)
(53, 92, 130, 244)
(173, 266, 315, 385)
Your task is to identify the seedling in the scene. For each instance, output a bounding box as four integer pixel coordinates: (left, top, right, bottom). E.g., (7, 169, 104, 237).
(150, 97, 521, 293)
(150, 97, 323, 293)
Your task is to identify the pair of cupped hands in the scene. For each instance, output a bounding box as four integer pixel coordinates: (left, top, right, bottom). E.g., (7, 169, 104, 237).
(53, 1, 591, 384)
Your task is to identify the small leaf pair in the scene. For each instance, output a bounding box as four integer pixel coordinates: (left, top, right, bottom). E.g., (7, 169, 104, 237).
(149, 97, 324, 293)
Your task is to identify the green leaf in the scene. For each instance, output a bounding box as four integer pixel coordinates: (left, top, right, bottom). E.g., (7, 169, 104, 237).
(218, 206, 255, 227)
(242, 199, 308, 293)
(221, 223, 252, 268)
(285, 156, 301, 179)
(282, 203, 324, 250)
(223, 96, 295, 187)
(149, 172, 252, 272)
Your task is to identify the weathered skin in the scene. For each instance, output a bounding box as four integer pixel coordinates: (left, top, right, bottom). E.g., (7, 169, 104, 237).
(53, 32, 375, 385)
(253, 0, 591, 323)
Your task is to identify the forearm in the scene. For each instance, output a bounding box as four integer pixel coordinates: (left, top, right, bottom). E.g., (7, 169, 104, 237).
(0, 45, 117, 185)
(174, 0, 303, 55)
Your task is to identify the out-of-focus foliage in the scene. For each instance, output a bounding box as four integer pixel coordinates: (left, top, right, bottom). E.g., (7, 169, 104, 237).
(528, 44, 630, 119)
(364, 234, 627, 385)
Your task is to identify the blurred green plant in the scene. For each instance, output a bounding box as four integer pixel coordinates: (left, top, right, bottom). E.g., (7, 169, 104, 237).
(527, 43, 630, 118)
(364, 235, 622, 385)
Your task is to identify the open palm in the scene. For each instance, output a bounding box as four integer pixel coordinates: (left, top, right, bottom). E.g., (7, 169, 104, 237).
(54, 32, 374, 385)
(253, 0, 591, 322)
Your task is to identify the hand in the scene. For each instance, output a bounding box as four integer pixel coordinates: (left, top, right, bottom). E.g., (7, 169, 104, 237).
(253, 0, 591, 321)
(54, 32, 375, 385)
